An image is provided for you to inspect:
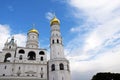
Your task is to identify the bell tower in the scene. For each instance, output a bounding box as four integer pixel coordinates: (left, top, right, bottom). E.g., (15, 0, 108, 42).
(48, 15, 71, 80)
(26, 27, 39, 48)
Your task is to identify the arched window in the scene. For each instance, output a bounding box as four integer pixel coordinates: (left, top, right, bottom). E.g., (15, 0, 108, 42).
(19, 55, 22, 60)
(28, 51, 36, 60)
(41, 74, 43, 78)
(52, 40, 54, 44)
(40, 57, 43, 61)
(19, 49, 25, 54)
(4, 53, 11, 62)
(9, 46, 11, 49)
(3, 74, 5, 76)
(59, 63, 64, 70)
(4, 66, 7, 69)
(19, 67, 20, 70)
(57, 39, 59, 43)
(62, 77, 64, 80)
(51, 64, 55, 71)
(39, 51, 45, 55)
(41, 67, 43, 71)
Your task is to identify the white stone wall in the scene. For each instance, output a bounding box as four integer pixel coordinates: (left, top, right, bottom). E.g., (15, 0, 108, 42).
(48, 59, 70, 80)
(0, 47, 47, 80)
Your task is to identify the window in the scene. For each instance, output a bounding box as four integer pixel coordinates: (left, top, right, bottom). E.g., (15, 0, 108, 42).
(17, 73, 20, 76)
(4, 53, 11, 62)
(39, 51, 45, 55)
(4, 66, 7, 69)
(62, 77, 64, 80)
(19, 55, 22, 60)
(59, 63, 64, 70)
(57, 39, 59, 43)
(19, 49, 25, 54)
(19, 67, 20, 70)
(9, 46, 11, 49)
(28, 51, 36, 60)
(3, 74, 5, 76)
(52, 40, 54, 44)
(41, 57, 43, 61)
(41, 74, 43, 78)
(41, 67, 43, 71)
(12, 68, 14, 71)
(51, 64, 55, 71)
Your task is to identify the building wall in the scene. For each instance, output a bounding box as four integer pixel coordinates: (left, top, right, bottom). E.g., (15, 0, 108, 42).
(0, 47, 47, 80)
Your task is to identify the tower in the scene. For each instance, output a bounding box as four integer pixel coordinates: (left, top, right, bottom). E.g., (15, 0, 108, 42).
(26, 28, 39, 48)
(48, 16, 71, 80)
(2, 37, 17, 62)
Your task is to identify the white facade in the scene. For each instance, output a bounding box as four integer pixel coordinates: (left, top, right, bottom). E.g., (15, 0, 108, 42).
(48, 16, 70, 80)
(0, 16, 71, 80)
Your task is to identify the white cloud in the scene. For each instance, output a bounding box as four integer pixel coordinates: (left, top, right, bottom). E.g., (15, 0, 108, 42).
(64, 0, 120, 80)
(14, 34, 26, 47)
(0, 24, 10, 51)
(0, 24, 26, 51)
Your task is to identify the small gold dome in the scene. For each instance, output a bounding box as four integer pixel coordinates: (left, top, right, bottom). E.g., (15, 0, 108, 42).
(50, 16, 60, 26)
(29, 28, 39, 34)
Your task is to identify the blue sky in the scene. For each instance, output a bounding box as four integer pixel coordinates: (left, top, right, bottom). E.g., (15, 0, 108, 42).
(0, 0, 120, 80)
(0, 0, 76, 48)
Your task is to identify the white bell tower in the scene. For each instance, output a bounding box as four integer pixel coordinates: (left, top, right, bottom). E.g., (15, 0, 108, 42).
(48, 16, 71, 80)
(26, 27, 39, 48)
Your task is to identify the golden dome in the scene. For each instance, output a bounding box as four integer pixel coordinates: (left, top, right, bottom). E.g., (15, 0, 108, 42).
(29, 28, 39, 34)
(50, 16, 60, 26)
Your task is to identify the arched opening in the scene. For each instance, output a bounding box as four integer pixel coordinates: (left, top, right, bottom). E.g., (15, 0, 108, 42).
(39, 51, 45, 55)
(4, 53, 11, 62)
(57, 39, 59, 43)
(59, 63, 64, 70)
(41, 67, 43, 71)
(40, 57, 43, 61)
(19, 49, 25, 54)
(28, 51, 36, 60)
(19, 67, 21, 70)
(19, 55, 22, 60)
(4, 66, 7, 69)
(52, 40, 54, 44)
(62, 77, 64, 80)
(9, 46, 11, 49)
(41, 74, 43, 78)
(51, 64, 55, 71)
(3, 74, 5, 76)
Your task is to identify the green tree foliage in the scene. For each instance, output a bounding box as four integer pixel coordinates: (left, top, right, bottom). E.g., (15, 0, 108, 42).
(91, 72, 120, 80)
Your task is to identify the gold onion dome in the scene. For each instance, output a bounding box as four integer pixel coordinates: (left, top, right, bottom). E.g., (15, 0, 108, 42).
(50, 16, 60, 26)
(29, 28, 39, 34)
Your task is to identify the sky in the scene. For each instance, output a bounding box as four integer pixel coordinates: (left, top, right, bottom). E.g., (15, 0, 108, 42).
(0, 0, 120, 80)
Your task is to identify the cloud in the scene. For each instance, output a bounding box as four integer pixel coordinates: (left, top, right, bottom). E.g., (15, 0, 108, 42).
(0, 24, 11, 51)
(64, 0, 120, 80)
(14, 34, 27, 47)
(45, 12, 54, 20)
(0, 24, 26, 51)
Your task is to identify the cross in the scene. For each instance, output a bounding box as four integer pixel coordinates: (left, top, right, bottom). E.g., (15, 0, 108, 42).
(32, 24, 35, 29)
